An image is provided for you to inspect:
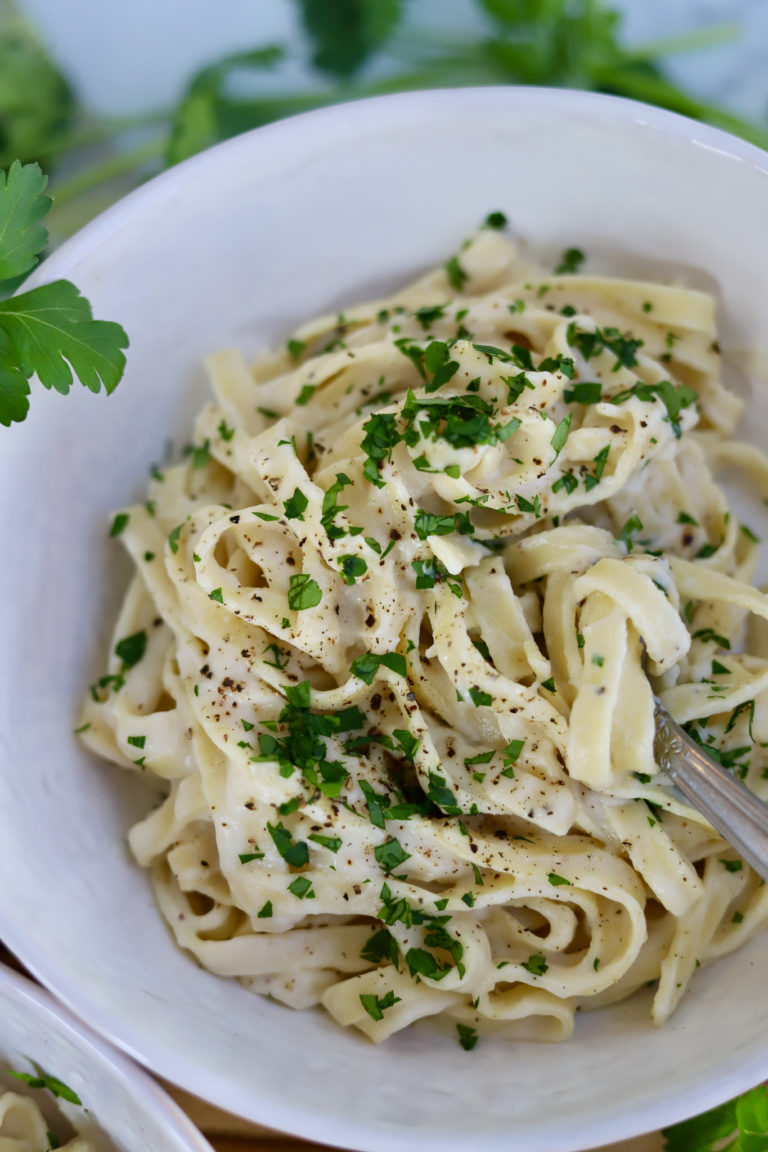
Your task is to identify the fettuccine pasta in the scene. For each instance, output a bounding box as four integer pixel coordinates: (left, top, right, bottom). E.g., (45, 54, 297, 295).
(0, 1091, 93, 1152)
(80, 224, 768, 1045)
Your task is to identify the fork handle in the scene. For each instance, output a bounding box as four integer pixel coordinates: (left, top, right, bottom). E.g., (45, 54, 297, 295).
(653, 703, 768, 884)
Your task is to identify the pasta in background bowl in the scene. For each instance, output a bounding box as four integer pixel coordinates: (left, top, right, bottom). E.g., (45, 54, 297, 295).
(0, 964, 213, 1152)
(1, 87, 768, 1152)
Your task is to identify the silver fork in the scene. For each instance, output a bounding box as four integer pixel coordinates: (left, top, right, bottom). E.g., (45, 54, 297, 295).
(653, 699, 768, 883)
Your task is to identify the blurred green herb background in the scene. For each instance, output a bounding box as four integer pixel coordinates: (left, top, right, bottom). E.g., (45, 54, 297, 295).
(3, 0, 768, 241)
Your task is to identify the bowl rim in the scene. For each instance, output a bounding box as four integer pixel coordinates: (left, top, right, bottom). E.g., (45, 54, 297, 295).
(25, 83, 768, 294)
(0, 962, 214, 1151)
(5, 83, 768, 1152)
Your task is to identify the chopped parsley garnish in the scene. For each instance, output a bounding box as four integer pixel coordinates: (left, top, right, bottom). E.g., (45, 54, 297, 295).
(208, 587, 224, 603)
(168, 523, 184, 553)
(522, 953, 548, 976)
(550, 413, 571, 457)
(288, 573, 322, 610)
(483, 211, 507, 230)
(425, 771, 462, 815)
(374, 837, 411, 873)
(114, 630, 146, 669)
(566, 321, 643, 371)
(360, 412, 400, 487)
(721, 859, 743, 872)
(414, 509, 474, 539)
(267, 821, 309, 868)
(257, 901, 273, 918)
(287, 338, 306, 360)
(584, 444, 610, 491)
(612, 378, 697, 437)
(189, 439, 211, 469)
(349, 651, 407, 684)
(500, 739, 525, 778)
(411, 557, 463, 598)
(469, 687, 492, 707)
(555, 247, 585, 274)
(283, 488, 308, 520)
(238, 850, 264, 863)
(296, 383, 315, 405)
(338, 554, 368, 585)
(564, 381, 602, 404)
(547, 872, 571, 886)
(109, 512, 129, 537)
(309, 833, 342, 853)
(413, 303, 447, 330)
(360, 990, 401, 1021)
(361, 928, 400, 968)
(7, 1070, 82, 1105)
(456, 1023, 478, 1050)
(288, 876, 316, 898)
(445, 255, 468, 292)
(726, 700, 755, 740)
(619, 512, 643, 552)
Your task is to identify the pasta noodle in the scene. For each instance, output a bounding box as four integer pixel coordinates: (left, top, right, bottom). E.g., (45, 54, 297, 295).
(0, 1090, 93, 1152)
(80, 225, 768, 1045)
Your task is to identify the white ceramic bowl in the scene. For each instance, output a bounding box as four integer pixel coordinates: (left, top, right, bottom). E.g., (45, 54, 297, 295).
(1, 88, 768, 1152)
(0, 963, 213, 1151)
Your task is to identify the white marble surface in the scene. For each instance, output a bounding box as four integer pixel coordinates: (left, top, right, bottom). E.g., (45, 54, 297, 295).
(17, 0, 768, 124)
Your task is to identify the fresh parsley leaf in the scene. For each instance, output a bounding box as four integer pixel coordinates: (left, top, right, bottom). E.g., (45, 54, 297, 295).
(0, 277, 129, 427)
(522, 953, 548, 976)
(267, 821, 309, 868)
(456, 1022, 478, 1050)
(620, 512, 643, 552)
(0, 161, 50, 280)
(109, 511, 129, 537)
(555, 247, 585, 274)
(350, 651, 407, 684)
(283, 487, 308, 520)
(114, 630, 146, 669)
(445, 255, 468, 292)
(338, 554, 367, 584)
(550, 412, 571, 456)
(547, 872, 571, 886)
(564, 381, 602, 404)
(7, 1069, 82, 1105)
(374, 837, 411, 873)
(288, 572, 322, 610)
(309, 832, 342, 852)
(662, 1084, 768, 1152)
(360, 989, 401, 1021)
(297, 0, 403, 78)
(288, 875, 315, 898)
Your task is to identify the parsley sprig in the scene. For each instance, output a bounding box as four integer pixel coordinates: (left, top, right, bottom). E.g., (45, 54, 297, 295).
(662, 1084, 768, 1151)
(0, 161, 128, 426)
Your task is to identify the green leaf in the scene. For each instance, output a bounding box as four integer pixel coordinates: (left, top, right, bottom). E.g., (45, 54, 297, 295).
(522, 953, 548, 976)
(360, 989, 401, 1021)
(0, 280, 128, 399)
(0, 327, 30, 425)
(166, 47, 286, 165)
(114, 630, 146, 669)
(0, 13, 76, 170)
(374, 837, 411, 873)
(288, 572, 322, 610)
(456, 1023, 478, 1050)
(0, 160, 51, 280)
(296, 0, 404, 78)
(267, 820, 310, 868)
(7, 1069, 82, 1106)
